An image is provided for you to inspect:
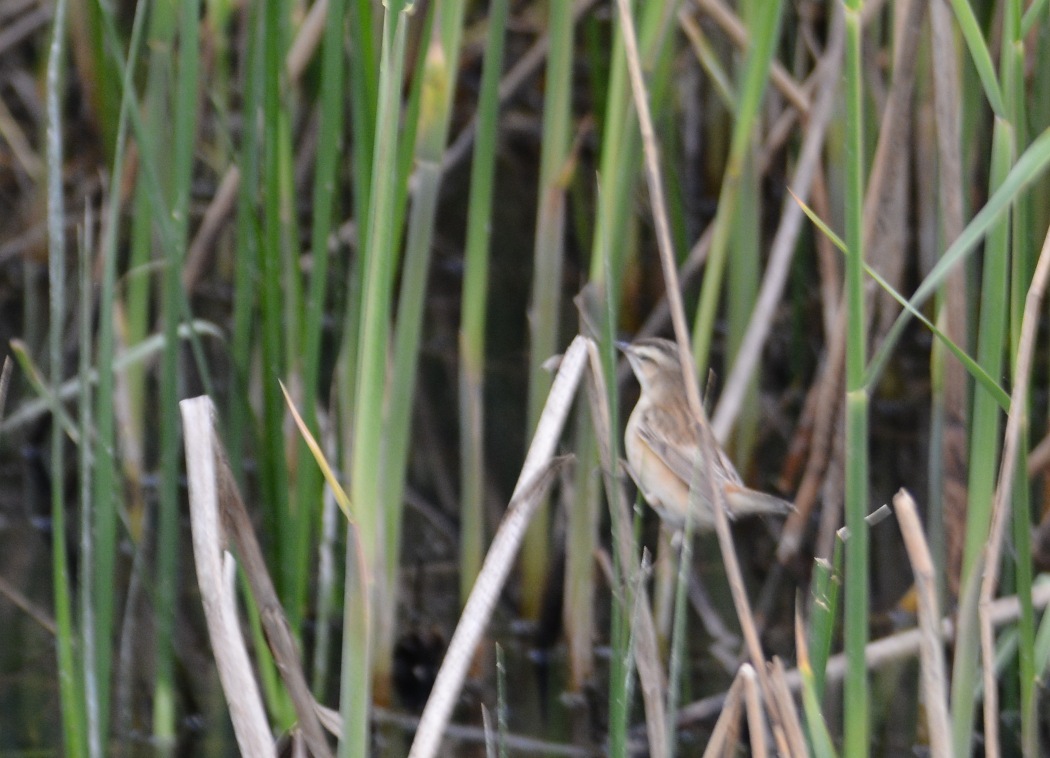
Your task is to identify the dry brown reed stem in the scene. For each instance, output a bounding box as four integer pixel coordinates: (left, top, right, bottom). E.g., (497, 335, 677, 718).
(616, 1, 716, 753)
(779, 0, 924, 565)
(777, 310, 846, 563)
(929, 0, 969, 597)
(891, 489, 950, 758)
(180, 397, 274, 757)
(810, 167, 842, 339)
(863, 0, 925, 340)
(700, 673, 744, 758)
(741, 664, 769, 758)
(615, 0, 792, 740)
(216, 455, 333, 756)
(408, 336, 588, 758)
(0, 94, 40, 177)
(710, 3, 843, 442)
(978, 224, 1050, 755)
(582, 340, 669, 756)
(769, 657, 808, 757)
(616, 38, 833, 384)
(677, 581, 1050, 725)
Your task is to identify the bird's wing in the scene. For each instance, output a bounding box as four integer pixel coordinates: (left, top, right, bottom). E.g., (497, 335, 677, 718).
(636, 405, 745, 488)
(635, 408, 706, 487)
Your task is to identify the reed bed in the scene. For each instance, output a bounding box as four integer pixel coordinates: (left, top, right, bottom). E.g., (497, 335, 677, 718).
(4, 0, 1050, 755)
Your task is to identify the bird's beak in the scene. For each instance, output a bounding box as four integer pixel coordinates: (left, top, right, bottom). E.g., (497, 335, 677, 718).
(614, 340, 632, 354)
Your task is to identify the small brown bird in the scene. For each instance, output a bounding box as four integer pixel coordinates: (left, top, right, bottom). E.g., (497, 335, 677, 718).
(618, 337, 793, 529)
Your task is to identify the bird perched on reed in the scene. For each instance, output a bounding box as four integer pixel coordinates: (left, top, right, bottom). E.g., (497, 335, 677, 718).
(618, 337, 793, 529)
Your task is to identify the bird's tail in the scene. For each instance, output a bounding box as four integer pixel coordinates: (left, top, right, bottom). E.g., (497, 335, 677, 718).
(722, 483, 794, 520)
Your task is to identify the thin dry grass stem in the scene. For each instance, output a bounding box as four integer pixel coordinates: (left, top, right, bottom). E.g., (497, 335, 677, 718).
(179, 397, 273, 757)
(676, 581, 1050, 725)
(978, 225, 1050, 755)
(616, 38, 829, 377)
(582, 340, 669, 755)
(0, 575, 57, 634)
(741, 664, 768, 758)
(711, 3, 843, 441)
(408, 336, 588, 758)
(612, 0, 696, 385)
(216, 454, 332, 756)
(891, 489, 950, 758)
(686, 0, 809, 114)
(616, 0, 790, 738)
(182, 167, 240, 289)
(700, 673, 745, 758)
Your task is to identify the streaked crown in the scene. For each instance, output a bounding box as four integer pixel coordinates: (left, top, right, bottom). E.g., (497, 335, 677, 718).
(619, 337, 688, 397)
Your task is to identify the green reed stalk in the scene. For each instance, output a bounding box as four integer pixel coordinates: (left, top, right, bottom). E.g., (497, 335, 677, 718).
(348, 0, 378, 250)
(77, 200, 97, 758)
(841, 0, 868, 752)
(379, 0, 466, 699)
(228, 1, 265, 488)
(75, 0, 120, 157)
(332, 0, 375, 718)
(225, 1, 291, 726)
(46, 0, 85, 751)
(589, 0, 671, 746)
(341, 2, 413, 752)
(85, 0, 149, 747)
(691, 0, 783, 375)
(303, 0, 347, 699)
(520, 0, 574, 619)
(155, 0, 201, 743)
(459, 0, 509, 605)
(1002, 1, 1036, 747)
(256, 0, 296, 629)
(592, 18, 636, 751)
(126, 0, 177, 550)
(951, 120, 1013, 758)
